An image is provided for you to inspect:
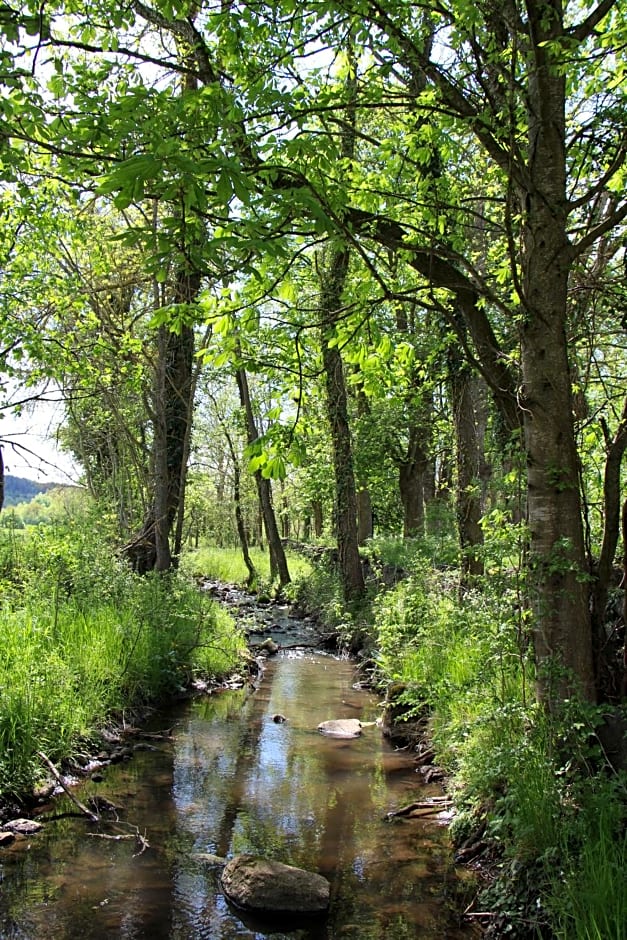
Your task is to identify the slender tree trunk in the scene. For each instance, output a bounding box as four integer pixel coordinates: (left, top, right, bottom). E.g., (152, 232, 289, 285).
(357, 487, 373, 545)
(312, 501, 323, 538)
(590, 399, 627, 700)
(0, 446, 4, 513)
(354, 387, 373, 544)
(448, 354, 484, 584)
(398, 428, 428, 539)
(153, 325, 172, 572)
(235, 365, 290, 589)
(221, 419, 257, 587)
(233, 459, 257, 587)
(520, 1, 594, 704)
(319, 245, 365, 602)
(622, 499, 627, 700)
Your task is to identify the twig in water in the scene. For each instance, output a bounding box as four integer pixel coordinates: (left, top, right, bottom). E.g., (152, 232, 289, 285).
(37, 751, 99, 823)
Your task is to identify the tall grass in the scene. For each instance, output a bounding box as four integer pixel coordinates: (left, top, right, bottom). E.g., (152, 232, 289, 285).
(548, 779, 627, 940)
(0, 518, 246, 797)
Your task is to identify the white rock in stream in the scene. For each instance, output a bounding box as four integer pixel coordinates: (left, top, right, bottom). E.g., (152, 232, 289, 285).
(2, 818, 43, 834)
(317, 718, 362, 738)
(221, 855, 330, 914)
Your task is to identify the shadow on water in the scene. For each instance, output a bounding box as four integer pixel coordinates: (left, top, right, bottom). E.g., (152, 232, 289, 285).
(0, 649, 474, 939)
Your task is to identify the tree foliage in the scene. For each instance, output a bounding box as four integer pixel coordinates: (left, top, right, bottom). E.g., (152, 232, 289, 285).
(1, 0, 626, 704)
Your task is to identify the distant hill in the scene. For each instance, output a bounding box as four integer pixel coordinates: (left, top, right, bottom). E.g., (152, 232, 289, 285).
(3, 475, 62, 508)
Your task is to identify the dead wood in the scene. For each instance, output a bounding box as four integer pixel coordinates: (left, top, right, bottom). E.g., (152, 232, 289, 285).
(37, 751, 99, 822)
(386, 798, 454, 820)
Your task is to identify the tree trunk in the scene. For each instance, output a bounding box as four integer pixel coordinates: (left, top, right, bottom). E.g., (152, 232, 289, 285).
(448, 354, 484, 584)
(221, 418, 257, 587)
(622, 498, 627, 700)
(398, 422, 429, 539)
(357, 487, 373, 544)
(589, 399, 627, 700)
(235, 365, 290, 589)
(319, 245, 365, 602)
(520, 1, 595, 704)
(153, 325, 172, 572)
(354, 386, 373, 544)
(312, 501, 323, 538)
(124, 276, 197, 574)
(233, 457, 257, 587)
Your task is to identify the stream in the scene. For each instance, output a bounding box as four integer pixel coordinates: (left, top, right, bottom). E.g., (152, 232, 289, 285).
(0, 588, 474, 939)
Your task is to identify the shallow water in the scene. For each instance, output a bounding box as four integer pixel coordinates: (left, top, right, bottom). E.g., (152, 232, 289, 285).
(0, 650, 472, 939)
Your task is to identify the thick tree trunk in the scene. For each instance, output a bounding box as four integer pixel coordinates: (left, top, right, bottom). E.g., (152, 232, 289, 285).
(317, 57, 364, 602)
(520, 1, 595, 704)
(235, 365, 290, 589)
(124, 265, 198, 574)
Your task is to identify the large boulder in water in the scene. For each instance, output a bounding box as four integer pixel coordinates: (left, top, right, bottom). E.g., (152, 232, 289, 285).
(221, 855, 330, 915)
(317, 718, 362, 738)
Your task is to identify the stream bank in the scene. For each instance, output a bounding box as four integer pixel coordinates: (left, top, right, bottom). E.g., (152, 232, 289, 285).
(0, 584, 477, 938)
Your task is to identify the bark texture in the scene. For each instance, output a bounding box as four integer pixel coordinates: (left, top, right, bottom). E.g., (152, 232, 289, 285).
(520, 0, 594, 703)
(124, 273, 197, 574)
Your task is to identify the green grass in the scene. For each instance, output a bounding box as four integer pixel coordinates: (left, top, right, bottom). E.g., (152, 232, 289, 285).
(548, 780, 627, 940)
(181, 544, 312, 589)
(0, 524, 246, 797)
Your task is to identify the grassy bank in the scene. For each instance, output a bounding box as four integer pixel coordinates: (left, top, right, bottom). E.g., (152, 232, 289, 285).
(0, 520, 246, 800)
(293, 535, 627, 940)
(181, 544, 312, 592)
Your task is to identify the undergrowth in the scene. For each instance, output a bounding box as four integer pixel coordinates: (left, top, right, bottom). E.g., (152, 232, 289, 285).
(0, 516, 246, 798)
(305, 533, 627, 940)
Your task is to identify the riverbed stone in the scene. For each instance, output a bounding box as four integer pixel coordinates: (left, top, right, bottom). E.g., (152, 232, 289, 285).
(221, 855, 330, 914)
(2, 818, 43, 834)
(317, 718, 362, 738)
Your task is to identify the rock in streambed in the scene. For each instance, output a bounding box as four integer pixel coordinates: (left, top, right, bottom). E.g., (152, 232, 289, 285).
(317, 718, 363, 738)
(221, 855, 330, 915)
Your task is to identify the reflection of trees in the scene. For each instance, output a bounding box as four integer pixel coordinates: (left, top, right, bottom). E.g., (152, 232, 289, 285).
(0, 750, 178, 938)
(214, 655, 397, 931)
(1, 656, 461, 939)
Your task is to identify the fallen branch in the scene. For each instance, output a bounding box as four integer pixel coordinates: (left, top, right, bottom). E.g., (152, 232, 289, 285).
(386, 798, 454, 820)
(37, 751, 99, 823)
(88, 825, 149, 856)
(88, 832, 135, 841)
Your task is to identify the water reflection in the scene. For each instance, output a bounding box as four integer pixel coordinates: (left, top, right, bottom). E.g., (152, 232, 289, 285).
(0, 652, 471, 938)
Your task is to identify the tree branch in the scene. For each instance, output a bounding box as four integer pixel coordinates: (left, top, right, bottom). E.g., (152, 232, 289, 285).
(568, 0, 618, 42)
